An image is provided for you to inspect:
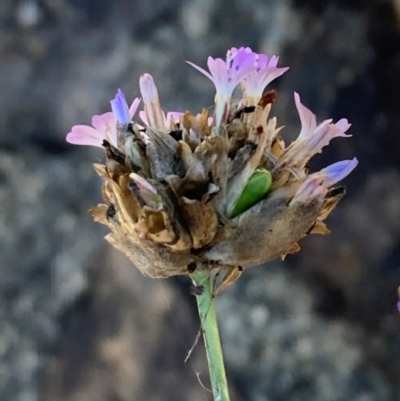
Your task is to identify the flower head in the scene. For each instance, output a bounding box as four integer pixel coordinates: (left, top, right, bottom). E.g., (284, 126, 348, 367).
(187, 48, 256, 126)
(68, 47, 358, 287)
(66, 91, 140, 148)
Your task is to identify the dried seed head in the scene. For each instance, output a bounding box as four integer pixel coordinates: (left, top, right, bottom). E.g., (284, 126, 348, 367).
(67, 47, 357, 280)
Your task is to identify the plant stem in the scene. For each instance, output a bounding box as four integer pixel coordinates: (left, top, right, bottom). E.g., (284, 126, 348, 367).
(190, 264, 230, 401)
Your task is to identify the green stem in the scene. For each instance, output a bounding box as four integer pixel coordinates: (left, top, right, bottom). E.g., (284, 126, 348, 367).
(190, 264, 230, 401)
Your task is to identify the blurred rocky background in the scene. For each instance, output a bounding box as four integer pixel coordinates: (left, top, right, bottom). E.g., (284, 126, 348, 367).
(1, 0, 400, 400)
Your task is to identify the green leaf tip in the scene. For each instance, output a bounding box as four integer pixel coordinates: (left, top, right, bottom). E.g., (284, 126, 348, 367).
(230, 168, 273, 218)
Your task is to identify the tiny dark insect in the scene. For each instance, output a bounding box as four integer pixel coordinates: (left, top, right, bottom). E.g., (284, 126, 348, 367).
(106, 204, 117, 221)
(169, 130, 183, 141)
(187, 262, 197, 273)
(232, 105, 256, 120)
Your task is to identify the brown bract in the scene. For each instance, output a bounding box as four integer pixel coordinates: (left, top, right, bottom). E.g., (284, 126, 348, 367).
(90, 96, 344, 279)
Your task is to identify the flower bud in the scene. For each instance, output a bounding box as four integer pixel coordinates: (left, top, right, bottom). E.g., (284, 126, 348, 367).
(139, 73, 165, 130)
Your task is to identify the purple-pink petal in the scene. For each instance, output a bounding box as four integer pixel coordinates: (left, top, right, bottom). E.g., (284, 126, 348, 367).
(295, 92, 317, 140)
(231, 48, 255, 73)
(290, 175, 327, 205)
(130, 172, 158, 195)
(239, 49, 288, 102)
(129, 97, 141, 118)
(165, 111, 183, 126)
(244, 66, 288, 98)
(139, 110, 149, 126)
(207, 58, 229, 92)
(66, 125, 105, 147)
(335, 118, 351, 132)
(268, 55, 279, 68)
(140, 109, 183, 129)
(92, 112, 115, 132)
(186, 61, 214, 81)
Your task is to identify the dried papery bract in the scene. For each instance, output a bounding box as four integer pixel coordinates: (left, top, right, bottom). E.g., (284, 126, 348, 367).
(67, 49, 357, 283)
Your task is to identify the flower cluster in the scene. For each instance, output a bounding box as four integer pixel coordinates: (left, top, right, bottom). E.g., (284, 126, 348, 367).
(66, 46, 357, 287)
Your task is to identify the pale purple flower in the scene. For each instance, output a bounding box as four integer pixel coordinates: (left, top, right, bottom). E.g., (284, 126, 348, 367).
(139, 73, 165, 130)
(275, 92, 352, 170)
(243, 54, 289, 106)
(229, 47, 289, 105)
(291, 158, 358, 204)
(66, 94, 141, 148)
(187, 48, 256, 126)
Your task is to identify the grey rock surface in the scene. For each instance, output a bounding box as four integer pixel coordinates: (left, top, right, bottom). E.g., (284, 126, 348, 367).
(219, 264, 392, 401)
(1, 0, 400, 400)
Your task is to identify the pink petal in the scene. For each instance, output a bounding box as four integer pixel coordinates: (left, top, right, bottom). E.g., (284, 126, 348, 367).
(257, 67, 289, 89)
(165, 111, 183, 125)
(66, 125, 105, 147)
(257, 54, 270, 69)
(207, 58, 228, 88)
(139, 110, 149, 126)
(294, 92, 317, 140)
(130, 173, 158, 195)
(129, 97, 141, 118)
(231, 49, 256, 76)
(186, 61, 214, 81)
(268, 55, 279, 68)
(290, 175, 327, 205)
(335, 118, 351, 132)
(92, 112, 115, 132)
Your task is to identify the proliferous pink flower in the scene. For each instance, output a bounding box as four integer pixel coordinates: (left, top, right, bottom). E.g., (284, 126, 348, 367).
(231, 47, 289, 105)
(187, 48, 256, 126)
(275, 92, 351, 170)
(66, 92, 141, 148)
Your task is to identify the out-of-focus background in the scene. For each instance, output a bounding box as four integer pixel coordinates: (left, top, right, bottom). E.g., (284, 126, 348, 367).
(1, 0, 400, 400)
